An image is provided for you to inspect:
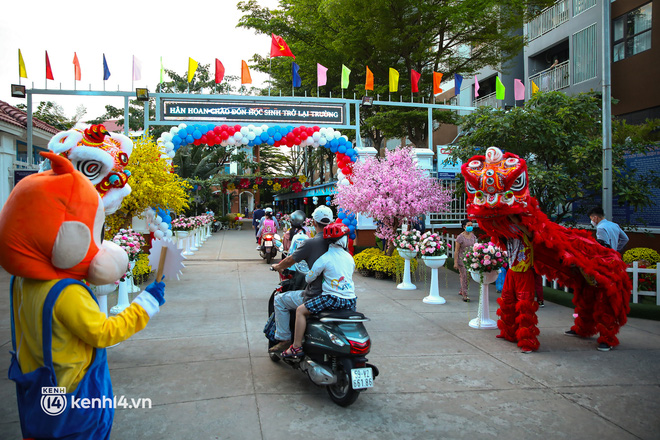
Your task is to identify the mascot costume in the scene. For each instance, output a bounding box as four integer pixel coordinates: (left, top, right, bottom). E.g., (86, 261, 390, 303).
(0, 152, 165, 439)
(461, 147, 631, 352)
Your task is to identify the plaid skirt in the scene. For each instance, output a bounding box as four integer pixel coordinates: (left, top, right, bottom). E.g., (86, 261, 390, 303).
(305, 294, 356, 314)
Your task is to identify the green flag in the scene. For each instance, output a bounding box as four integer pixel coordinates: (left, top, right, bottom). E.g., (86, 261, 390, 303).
(160, 56, 164, 83)
(496, 76, 505, 100)
(341, 64, 351, 89)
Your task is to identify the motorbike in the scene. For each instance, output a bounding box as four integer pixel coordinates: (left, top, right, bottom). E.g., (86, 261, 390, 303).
(266, 268, 379, 407)
(259, 233, 281, 264)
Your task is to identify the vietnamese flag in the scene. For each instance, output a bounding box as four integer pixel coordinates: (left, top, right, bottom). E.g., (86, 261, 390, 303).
(365, 66, 374, 91)
(433, 72, 443, 95)
(73, 52, 81, 81)
(270, 34, 295, 59)
(411, 69, 421, 93)
(45, 51, 54, 80)
(215, 58, 225, 84)
(241, 60, 252, 84)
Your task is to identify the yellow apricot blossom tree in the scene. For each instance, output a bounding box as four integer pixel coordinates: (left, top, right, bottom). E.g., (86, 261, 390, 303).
(106, 136, 191, 236)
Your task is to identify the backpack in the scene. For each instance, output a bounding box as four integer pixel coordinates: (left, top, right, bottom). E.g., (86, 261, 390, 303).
(263, 219, 276, 235)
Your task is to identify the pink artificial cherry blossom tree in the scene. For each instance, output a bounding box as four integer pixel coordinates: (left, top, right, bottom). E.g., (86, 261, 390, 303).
(334, 147, 453, 255)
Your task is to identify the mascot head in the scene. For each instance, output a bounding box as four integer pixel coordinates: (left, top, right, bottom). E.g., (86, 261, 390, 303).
(461, 147, 530, 220)
(0, 152, 128, 284)
(47, 124, 133, 215)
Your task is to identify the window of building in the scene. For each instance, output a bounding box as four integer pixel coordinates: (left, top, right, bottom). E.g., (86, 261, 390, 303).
(613, 2, 653, 62)
(573, 23, 598, 84)
(573, 0, 596, 16)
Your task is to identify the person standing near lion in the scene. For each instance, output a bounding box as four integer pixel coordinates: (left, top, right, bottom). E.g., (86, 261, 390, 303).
(0, 152, 166, 439)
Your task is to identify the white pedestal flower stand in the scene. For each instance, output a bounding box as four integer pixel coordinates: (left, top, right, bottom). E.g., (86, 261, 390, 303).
(422, 255, 447, 304)
(179, 230, 193, 256)
(110, 274, 131, 315)
(189, 229, 199, 251)
(205, 223, 212, 238)
(196, 227, 203, 247)
(396, 248, 417, 290)
(126, 260, 141, 294)
(468, 270, 500, 329)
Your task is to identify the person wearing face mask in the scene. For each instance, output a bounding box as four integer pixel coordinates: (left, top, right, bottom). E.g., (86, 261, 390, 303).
(453, 219, 477, 302)
(588, 207, 628, 253)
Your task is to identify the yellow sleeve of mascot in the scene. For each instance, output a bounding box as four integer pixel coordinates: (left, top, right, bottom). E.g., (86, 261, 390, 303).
(13, 278, 155, 392)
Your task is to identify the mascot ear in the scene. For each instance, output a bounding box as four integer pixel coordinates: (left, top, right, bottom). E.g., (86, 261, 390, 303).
(41, 151, 74, 174)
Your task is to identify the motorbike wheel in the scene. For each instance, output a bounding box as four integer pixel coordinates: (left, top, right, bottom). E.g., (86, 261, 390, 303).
(266, 254, 272, 264)
(268, 352, 280, 363)
(326, 369, 360, 407)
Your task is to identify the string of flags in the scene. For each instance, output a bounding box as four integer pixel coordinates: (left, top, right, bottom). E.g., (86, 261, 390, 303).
(16, 33, 538, 100)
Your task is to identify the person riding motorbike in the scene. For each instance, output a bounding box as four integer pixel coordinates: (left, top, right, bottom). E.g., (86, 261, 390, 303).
(282, 210, 307, 252)
(256, 209, 279, 245)
(282, 223, 356, 358)
(269, 206, 334, 352)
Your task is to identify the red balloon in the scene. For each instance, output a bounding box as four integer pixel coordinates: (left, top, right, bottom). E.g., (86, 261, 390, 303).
(200, 135, 208, 144)
(342, 166, 352, 175)
(221, 124, 229, 131)
(313, 126, 320, 132)
(286, 140, 294, 147)
(300, 132, 308, 140)
(336, 153, 346, 161)
(292, 127, 301, 136)
(207, 137, 216, 147)
(294, 137, 301, 145)
(193, 139, 202, 146)
(234, 125, 242, 132)
(221, 131, 229, 140)
(287, 132, 295, 141)
(213, 126, 222, 135)
(306, 127, 314, 135)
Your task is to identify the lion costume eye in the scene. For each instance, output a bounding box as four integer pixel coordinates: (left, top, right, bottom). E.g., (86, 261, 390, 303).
(76, 160, 103, 181)
(465, 182, 477, 193)
(510, 173, 527, 192)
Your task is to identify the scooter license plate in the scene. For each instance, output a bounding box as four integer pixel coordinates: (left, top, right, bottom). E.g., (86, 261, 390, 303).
(351, 368, 374, 389)
(265, 242, 272, 248)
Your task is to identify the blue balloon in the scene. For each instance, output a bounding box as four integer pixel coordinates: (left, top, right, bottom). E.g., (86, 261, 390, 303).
(342, 218, 351, 225)
(338, 211, 346, 219)
(267, 127, 276, 136)
(351, 156, 358, 162)
(260, 132, 269, 141)
(267, 138, 275, 145)
(186, 126, 195, 135)
(330, 145, 338, 153)
(348, 225, 356, 232)
(185, 135, 194, 144)
(330, 139, 338, 148)
(179, 131, 188, 140)
(174, 145, 180, 151)
(193, 130, 202, 140)
(338, 137, 347, 146)
(274, 133, 282, 141)
(163, 215, 172, 224)
(194, 124, 203, 132)
(349, 232, 356, 240)
(351, 218, 358, 226)
(207, 124, 215, 132)
(346, 148, 355, 157)
(326, 196, 331, 201)
(338, 145, 347, 154)
(326, 201, 331, 206)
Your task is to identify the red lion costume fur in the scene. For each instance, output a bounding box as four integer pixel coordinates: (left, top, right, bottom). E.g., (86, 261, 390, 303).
(461, 147, 631, 350)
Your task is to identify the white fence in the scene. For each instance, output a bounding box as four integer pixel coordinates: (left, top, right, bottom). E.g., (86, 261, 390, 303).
(627, 262, 660, 305)
(528, 0, 570, 40)
(529, 61, 570, 93)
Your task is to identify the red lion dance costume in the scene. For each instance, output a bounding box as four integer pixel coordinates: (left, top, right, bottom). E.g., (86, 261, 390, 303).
(461, 147, 631, 351)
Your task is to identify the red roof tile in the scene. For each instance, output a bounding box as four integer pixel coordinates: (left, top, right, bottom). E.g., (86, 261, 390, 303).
(0, 100, 60, 135)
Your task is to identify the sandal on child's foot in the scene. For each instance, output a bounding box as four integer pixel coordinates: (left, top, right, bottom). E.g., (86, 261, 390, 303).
(282, 345, 304, 358)
(463, 296, 470, 302)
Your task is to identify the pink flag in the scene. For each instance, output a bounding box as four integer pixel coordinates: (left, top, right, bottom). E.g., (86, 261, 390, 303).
(514, 79, 525, 100)
(317, 63, 328, 87)
(133, 55, 142, 81)
(474, 75, 480, 98)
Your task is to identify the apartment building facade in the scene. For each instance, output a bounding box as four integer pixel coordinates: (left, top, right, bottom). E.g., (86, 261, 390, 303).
(458, 0, 658, 123)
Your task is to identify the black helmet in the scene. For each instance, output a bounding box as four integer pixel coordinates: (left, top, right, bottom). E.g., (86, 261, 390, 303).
(290, 210, 306, 227)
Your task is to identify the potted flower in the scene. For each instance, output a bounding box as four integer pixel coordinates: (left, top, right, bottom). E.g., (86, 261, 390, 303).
(463, 241, 508, 284)
(392, 229, 422, 259)
(418, 231, 451, 304)
(112, 228, 146, 262)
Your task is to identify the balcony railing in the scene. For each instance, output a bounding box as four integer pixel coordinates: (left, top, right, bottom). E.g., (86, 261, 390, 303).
(529, 60, 570, 92)
(528, 0, 570, 41)
(473, 92, 500, 108)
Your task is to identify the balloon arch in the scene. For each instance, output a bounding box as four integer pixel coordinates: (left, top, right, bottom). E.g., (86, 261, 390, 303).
(156, 123, 359, 238)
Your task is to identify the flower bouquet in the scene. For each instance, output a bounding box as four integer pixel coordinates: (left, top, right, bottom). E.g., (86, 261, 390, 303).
(171, 217, 195, 231)
(463, 241, 508, 282)
(392, 229, 422, 255)
(112, 228, 146, 261)
(419, 231, 450, 257)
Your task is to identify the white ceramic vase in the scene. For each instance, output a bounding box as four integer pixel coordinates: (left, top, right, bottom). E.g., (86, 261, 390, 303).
(396, 248, 418, 290)
(421, 255, 447, 304)
(468, 270, 500, 329)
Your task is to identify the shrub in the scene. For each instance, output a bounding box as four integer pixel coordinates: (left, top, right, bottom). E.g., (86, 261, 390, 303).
(623, 247, 660, 265)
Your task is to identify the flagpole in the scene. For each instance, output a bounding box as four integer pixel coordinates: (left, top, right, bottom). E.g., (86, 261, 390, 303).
(269, 58, 272, 97)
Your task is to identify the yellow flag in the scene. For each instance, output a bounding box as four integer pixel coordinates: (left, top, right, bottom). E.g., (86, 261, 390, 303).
(531, 80, 539, 95)
(18, 49, 27, 79)
(389, 68, 399, 92)
(187, 57, 199, 83)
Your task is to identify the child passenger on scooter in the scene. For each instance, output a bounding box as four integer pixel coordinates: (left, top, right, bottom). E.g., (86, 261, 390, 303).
(282, 223, 356, 358)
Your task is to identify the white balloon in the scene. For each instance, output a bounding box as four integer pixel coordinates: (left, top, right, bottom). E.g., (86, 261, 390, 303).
(234, 132, 243, 141)
(159, 222, 169, 231)
(154, 230, 165, 239)
(340, 135, 348, 143)
(170, 127, 179, 135)
(334, 131, 342, 139)
(227, 137, 236, 145)
(148, 223, 158, 232)
(337, 171, 345, 181)
(312, 132, 321, 141)
(319, 138, 327, 146)
(340, 178, 350, 186)
(165, 229, 174, 238)
(162, 133, 173, 142)
(241, 137, 249, 145)
(319, 128, 328, 136)
(168, 150, 176, 158)
(178, 123, 187, 130)
(254, 128, 262, 136)
(165, 141, 174, 151)
(261, 124, 269, 132)
(247, 132, 256, 141)
(247, 124, 256, 131)
(156, 215, 162, 223)
(240, 127, 249, 135)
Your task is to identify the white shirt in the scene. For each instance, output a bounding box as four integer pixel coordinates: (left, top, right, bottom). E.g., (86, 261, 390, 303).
(305, 245, 356, 299)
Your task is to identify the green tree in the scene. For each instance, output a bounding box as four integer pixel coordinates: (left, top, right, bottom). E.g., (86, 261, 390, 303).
(450, 91, 660, 223)
(17, 101, 86, 131)
(237, 0, 554, 149)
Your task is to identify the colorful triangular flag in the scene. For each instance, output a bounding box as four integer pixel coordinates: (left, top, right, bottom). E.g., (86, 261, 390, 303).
(73, 52, 81, 81)
(514, 79, 525, 101)
(496, 76, 505, 100)
(474, 75, 480, 98)
(46, 51, 54, 80)
(341, 65, 351, 89)
(215, 59, 225, 84)
(365, 66, 374, 91)
(454, 74, 463, 95)
(241, 60, 252, 84)
(187, 57, 198, 83)
(292, 62, 302, 88)
(270, 34, 295, 59)
(389, 68, 399, 92)
(317, 63, 327, 87)
(411, 69, 421, 93)
(531, 80, 539, 95)
(433, 72, 443, 95)
(133, 56, 142, 81)
(102, 54, 110, 81)
(18, 49, 27, 79)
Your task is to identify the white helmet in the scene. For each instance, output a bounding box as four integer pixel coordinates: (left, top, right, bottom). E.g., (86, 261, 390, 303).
(265, 207, 273, 213)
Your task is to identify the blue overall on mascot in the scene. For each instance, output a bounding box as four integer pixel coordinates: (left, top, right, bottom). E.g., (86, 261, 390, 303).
(0, 152, 166, 440)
